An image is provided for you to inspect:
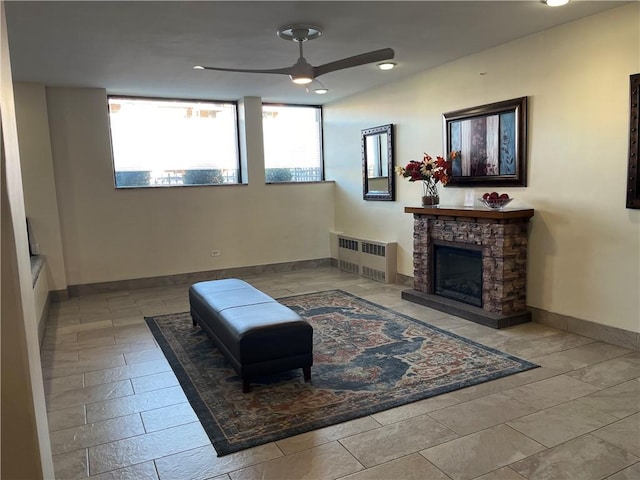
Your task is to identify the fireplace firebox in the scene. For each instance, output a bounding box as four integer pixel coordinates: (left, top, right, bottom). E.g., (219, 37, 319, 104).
(402, 206, 534, 329)
(434, 244, 482, 307)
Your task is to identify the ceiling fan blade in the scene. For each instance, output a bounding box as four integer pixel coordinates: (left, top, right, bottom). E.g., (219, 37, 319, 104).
(198, 65, 294, 75)
(313, 48, 395, 78)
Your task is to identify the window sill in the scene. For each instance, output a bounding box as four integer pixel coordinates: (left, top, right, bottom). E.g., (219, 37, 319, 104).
(265, 180, 335, 185)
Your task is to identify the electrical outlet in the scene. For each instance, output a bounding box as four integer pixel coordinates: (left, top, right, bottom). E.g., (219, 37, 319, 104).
(210, 250, 221, 257)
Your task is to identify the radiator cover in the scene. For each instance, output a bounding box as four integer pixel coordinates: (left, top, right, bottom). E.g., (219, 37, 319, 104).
(335, 234, 397, 284)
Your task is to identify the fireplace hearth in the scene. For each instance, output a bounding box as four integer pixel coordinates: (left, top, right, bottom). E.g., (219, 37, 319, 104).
(402, 206, 534, 329)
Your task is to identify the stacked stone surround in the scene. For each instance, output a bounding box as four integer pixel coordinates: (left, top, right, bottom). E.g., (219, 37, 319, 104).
(406, 207, 534, 322)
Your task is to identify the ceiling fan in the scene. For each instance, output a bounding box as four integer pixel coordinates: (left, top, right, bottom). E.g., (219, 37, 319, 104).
(194, 24, 395, 90)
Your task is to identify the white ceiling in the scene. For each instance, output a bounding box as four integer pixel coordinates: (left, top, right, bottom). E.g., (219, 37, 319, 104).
(5, 1, 628, 105)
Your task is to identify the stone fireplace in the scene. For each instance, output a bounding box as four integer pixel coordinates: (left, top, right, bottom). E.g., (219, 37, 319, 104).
(402, 206, 534, 328)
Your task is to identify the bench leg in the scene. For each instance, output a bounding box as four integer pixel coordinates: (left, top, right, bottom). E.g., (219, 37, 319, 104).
(242, 378, 251, 393)
(303, 366, 311, 383)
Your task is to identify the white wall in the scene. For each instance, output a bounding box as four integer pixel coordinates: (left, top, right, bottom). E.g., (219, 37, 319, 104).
(324, 4, 640, 333)
(42, 87, 334, 286)
(14, 82, 68, 292)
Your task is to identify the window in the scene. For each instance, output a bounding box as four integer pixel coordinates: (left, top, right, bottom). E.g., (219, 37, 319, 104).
(108, 97, 240, 188)
(262, 104, 323, 182)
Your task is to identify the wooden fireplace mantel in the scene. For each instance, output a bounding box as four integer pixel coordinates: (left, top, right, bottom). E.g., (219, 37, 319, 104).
(404, 206, 534, 221)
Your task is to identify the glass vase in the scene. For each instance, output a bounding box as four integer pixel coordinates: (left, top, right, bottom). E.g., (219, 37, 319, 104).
(421, 179, 439, 207)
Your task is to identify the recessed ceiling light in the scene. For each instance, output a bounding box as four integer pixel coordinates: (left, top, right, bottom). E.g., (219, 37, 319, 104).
(378, 62, 396, 71)
(541, 0, 570, 6)
(309, 79, 328, 95)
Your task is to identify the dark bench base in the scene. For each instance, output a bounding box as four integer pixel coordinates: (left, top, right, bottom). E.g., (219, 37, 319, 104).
(241, 366, 312, 393)
(189, 279, 313, 392)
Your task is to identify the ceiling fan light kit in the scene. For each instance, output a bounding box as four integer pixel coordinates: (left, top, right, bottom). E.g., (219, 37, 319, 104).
(194, 24, 394, 91)
(291, 76, 313, 85)
(377, 62, 396, 71)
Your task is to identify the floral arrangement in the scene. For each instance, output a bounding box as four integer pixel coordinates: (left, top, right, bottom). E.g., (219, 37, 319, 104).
(395, 151, 456, 197)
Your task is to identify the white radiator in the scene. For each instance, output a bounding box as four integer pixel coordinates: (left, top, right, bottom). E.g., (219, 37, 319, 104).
(334, 233, 397, 284)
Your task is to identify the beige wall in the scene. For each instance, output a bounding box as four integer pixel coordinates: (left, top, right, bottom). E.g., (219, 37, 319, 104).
(42, 88, 334, 286)
(1, 2, 54, 477)
(324, 4, 640, 333)
(12, 5, 639, 334)
(14, 82, 68, 291)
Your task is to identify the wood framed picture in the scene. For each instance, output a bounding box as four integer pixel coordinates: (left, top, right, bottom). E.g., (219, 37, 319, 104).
(627, 73, 639, 209)
(443, 97, 527, 187)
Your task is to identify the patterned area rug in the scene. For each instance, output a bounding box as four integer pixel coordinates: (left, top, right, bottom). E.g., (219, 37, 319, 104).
(145, 290, 537, 456)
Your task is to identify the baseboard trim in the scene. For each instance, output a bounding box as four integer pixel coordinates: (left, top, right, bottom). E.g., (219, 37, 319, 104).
(50, 289, 69, 302)
(66, 258, 332, 297)
(399, 276, 638, 350)
(529, 306, 639, 351)
(60, 264, 640, 351)
(38, 291, 51, 348)
(396, 273, 413, 288)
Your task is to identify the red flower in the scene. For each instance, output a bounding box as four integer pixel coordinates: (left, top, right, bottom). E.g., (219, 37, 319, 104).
(404, 161, 422, 181)
(395, 151, 456, 185)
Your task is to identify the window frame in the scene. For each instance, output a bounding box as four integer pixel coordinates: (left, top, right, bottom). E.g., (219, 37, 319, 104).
(107, 95, 242, 189)
(261, 102, 325, 183)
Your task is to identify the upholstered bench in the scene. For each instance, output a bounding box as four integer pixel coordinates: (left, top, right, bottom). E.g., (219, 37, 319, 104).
(189, 279, 313, 392)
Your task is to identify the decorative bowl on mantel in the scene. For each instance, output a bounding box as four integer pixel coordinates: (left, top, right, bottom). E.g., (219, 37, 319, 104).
(479, 197, 514, 210)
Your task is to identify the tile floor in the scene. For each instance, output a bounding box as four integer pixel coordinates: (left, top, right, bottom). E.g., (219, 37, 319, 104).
(41, 267, 640, 480)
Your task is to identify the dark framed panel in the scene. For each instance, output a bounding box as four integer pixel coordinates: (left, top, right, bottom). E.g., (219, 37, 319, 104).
(443, 97, 527, 187)
(362, 124, 395, 201)
(627, 73, 639, 209)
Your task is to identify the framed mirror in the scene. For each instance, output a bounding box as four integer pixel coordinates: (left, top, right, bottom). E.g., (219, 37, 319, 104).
(627, 73, 639, 209)
(362, 124, 394, 201)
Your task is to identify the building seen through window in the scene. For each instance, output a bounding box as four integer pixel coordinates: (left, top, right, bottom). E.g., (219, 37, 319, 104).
(262, 104, 323, 183)
(108, 97, 240, 188)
